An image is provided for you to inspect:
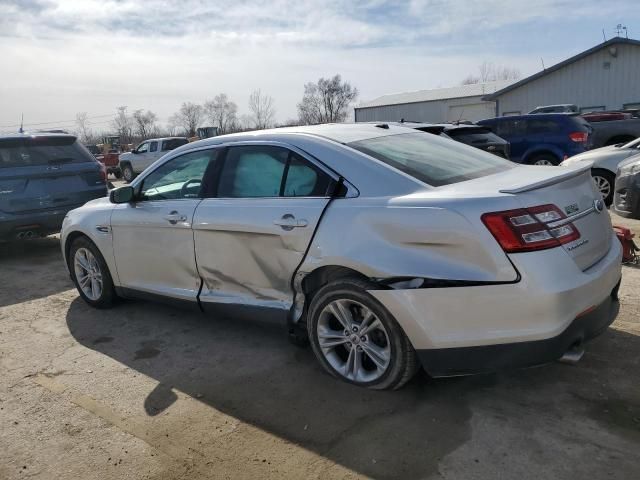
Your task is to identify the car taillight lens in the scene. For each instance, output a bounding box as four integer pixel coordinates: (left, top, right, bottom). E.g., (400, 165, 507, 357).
(99, 162, 107, 183)
(569, 132, 588, 143)
(481, 204, 580, 253)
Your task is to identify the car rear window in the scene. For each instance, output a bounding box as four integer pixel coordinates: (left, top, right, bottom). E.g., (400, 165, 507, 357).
(349, 132, 514, 187)
(445, 127, 505, 144)
(162, 138, 188, 151)
(0, 136, 95, 168)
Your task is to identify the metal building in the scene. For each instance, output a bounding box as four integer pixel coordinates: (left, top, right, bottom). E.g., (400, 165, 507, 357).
(354, 81, 513, 123)
(484, 37, 640, 116)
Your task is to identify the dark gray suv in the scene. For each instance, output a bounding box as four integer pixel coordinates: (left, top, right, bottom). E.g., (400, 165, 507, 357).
(0, 133, 107, 241)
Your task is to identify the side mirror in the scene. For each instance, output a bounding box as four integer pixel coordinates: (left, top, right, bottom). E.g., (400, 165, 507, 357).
(109, 186, 135, 204)
(131, 149, 138, 154)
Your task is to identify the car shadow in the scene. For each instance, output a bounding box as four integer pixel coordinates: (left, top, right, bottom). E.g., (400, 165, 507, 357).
(0, 236, 74, 307)
(65, 297, 640, 479)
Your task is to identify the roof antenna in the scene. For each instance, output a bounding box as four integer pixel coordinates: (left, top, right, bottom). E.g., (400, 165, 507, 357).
(19, 113, 24, 133)
(602, 28, 607, 42)
(540, 57, 546, 71)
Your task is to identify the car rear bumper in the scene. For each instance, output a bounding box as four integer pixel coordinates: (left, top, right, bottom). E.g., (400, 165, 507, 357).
(368, 235, 622, 376)
(416, 282, 619, 376)
(0, 190, 106, 241)
(613, 171, 640, 218)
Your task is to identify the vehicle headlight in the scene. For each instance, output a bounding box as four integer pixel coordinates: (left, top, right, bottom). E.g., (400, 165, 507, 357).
(619, 163, 640, 176)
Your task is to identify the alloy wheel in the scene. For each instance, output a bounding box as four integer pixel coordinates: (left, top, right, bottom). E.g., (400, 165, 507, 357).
(74, 247, 103, 301)
(316, 299, 391, 383)
(593, 175, 611, 200)
(534, 158, 555, 166)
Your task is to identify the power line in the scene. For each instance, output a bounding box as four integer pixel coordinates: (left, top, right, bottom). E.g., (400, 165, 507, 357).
(0, 113, 115, 129)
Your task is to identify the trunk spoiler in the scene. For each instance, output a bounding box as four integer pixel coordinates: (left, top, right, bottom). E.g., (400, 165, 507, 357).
(499, 164, 591, 194)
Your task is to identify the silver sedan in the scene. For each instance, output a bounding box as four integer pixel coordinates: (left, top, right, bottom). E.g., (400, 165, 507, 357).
(61, 124, 622, 390)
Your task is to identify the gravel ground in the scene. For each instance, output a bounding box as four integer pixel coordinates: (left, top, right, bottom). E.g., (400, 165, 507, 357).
(0, 210, 639, 480)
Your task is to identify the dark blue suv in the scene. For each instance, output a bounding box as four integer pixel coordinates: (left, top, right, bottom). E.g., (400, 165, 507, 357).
(477, 114, 593, 165)
(0, 133, 107, 241)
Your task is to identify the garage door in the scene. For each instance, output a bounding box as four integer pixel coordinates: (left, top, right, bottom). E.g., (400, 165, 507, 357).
(447, 103, 496, 122)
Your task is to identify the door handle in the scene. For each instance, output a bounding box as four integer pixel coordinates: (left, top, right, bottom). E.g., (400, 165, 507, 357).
(164, 211, 187, 224)
(274, 214, 308, 230)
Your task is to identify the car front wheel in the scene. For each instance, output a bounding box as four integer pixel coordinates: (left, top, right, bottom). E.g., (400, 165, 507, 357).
(307, 277, 419, 390)
(68, 236, 116, 308)
(122, 164, 134, 183)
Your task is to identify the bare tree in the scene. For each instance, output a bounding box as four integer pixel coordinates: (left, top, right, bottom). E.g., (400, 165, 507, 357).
(248, 89, 276, 130)
(171, 102, 203, 137)
(297, 74, 358, 125)
(75, 112, 91, 142)
(461, 61, 521, 85)
(132, 109, 158, 139)
(203, 94, 238, 135)
(111, 106, 133, 144)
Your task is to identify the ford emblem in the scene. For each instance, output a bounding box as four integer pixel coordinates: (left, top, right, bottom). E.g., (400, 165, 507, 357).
(593, 198, 604, 213)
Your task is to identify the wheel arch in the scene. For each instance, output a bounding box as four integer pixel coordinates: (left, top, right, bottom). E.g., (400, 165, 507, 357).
(522, 148, 561, 164)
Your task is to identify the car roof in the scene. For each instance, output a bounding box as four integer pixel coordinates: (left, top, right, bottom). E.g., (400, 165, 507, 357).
(193, 123, 417, 146)
(140, 136, 188, 142)
(479, 113, 578, 121)
(0, 132, 78, 141)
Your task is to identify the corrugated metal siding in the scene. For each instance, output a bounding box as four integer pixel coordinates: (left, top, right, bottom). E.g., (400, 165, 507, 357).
(497, 43, 640, 115)
(355, 95, 496, 123)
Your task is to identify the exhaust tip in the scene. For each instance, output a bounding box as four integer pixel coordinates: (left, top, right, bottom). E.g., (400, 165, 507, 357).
(558, 344, 585, 365)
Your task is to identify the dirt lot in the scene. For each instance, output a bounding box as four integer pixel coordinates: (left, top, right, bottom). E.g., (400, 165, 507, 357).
(1, 212, 639, 480)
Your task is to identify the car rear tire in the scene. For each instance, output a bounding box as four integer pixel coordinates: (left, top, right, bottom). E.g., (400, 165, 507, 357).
(529, 154, 559, 166)
(122, 164, 135, 183)
(307, 277, 419, 390)
(591, 169, 615, 206)
(114, 169, 123, 179)
(68, 236, 116, 309)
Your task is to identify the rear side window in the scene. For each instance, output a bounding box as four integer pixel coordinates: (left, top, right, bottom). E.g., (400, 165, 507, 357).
(162, 138, 188, 151)
(217, 145, 333, 198)
(526, 119, 559, 134)
(493, 119, 525, 137)
(0, 136, 95, 168)
(349, 132, 514, 187)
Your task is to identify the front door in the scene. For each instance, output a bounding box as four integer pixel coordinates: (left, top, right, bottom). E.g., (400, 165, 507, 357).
(111, 148, 219, 301)
(192, 144, 335, 316)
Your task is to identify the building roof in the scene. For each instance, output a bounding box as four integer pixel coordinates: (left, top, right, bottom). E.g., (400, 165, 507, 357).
(484, 37, 640, 100)
(356, 80, 515, 110)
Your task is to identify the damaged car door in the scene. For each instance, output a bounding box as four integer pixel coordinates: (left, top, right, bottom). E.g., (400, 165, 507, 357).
(192, 143, 336, 318)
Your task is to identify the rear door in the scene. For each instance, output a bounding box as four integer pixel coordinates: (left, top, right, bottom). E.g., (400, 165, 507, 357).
(0, 136, 105, 214)
(192, 144, 335, 316)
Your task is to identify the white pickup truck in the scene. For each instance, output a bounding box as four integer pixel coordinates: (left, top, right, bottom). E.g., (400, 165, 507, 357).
(118, 137, 189, 182)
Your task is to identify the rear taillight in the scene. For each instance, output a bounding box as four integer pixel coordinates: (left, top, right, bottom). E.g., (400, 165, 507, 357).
(482, 204, 580, 253)
(99, 162, 107, 183)
(569, 132, 588, 143)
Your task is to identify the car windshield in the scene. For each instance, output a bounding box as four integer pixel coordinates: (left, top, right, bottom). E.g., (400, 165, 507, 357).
(0, 136, 95, 168)
(349, 132, 514, 187)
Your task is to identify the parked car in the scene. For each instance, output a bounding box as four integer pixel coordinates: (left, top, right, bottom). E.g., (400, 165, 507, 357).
(477, 114, 592, 165)
(61, 124, 621, 390)
(0, 133, 107, 241)
(560, 137, 640, 205)
(529, 104, 579, 114)
(613, 154, 640, 219)
(399, 122, 510, 159)
(588, 116, 640, 148)
(118, 137, 188, 182)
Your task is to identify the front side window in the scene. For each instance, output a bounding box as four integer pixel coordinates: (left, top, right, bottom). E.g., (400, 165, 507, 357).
(136, 142, 149, 154)
(349, 132, 513, 187)
(140, 149, 217, 201)
(149, 141, 158, 153)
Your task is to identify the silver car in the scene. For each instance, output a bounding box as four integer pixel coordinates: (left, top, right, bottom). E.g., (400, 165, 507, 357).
(561, 137, 640, 205)
(61, 124, 622, 390)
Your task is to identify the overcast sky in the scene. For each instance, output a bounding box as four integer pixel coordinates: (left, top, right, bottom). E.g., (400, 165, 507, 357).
(1, 0, 639, 133)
